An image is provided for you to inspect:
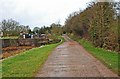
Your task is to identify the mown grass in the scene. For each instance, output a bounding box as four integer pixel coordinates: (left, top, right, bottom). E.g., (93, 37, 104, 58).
(78, 39, 119, 74)
(69, 35, 119, 74)
(1, 36, 64, 77)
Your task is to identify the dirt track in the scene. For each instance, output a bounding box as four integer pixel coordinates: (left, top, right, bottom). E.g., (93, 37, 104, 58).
(36, 35, 118, 77)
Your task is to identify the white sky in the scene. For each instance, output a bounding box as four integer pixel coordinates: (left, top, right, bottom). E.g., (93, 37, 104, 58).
(0, 0, 96, 29)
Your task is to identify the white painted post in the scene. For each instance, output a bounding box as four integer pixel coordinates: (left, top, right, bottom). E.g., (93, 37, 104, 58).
(23, 35, 25, 39)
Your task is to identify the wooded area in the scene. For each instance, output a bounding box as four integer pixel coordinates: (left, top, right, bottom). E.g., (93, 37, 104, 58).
(64, 2, 120, 52)
(0, 19, 31, 36)
(33, 23, 63, 36)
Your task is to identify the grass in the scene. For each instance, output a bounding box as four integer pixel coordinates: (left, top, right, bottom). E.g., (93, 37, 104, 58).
(0, 36, 18, 39)
(78, 39, 119, 74)
(69, 35, 119, 74)
(1, 36, 64, 77)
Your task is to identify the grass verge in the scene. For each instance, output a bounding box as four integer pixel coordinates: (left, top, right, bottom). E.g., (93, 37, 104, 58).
(69, 35, 119, 74)
(78, 39, 118, 74)
(1, 36, 64, 77)
(0, 36, 18, 39)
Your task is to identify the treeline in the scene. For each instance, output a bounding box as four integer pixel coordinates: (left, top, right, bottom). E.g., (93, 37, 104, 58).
(64, 2, 120, 52)
(0, 19, 63, 37)
(0, 19, 31, 36)
(33, 23, 63, 36)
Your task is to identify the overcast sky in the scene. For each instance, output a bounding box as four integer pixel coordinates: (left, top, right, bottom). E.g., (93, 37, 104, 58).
(0, 0, 97, 29)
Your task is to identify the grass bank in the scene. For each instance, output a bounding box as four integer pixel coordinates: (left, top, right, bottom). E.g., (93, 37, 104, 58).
(2, 36, 64, 77)
(69, 35, 119, 74)
(0, 36, 18, 39)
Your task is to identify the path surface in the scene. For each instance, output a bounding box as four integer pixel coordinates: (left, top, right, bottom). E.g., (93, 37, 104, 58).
(36, 35, 118, 77)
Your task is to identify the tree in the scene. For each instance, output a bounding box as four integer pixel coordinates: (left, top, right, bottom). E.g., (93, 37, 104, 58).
(0, 19, 31, 36)
(1, 19, 19, 36)
(50, 23, 62, 36)
(64, 1, 119, 52)
(33, 27, 40, 34)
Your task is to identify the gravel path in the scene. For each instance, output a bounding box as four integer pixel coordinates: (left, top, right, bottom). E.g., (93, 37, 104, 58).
(36, 35, 118, 77)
